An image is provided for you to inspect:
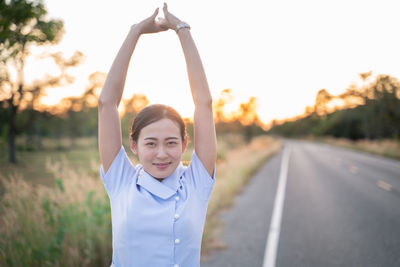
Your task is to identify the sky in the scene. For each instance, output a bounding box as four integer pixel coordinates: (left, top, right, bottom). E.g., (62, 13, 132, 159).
(26, 0, 400, 124)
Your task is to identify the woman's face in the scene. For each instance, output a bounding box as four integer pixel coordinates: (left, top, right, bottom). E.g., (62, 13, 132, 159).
(130, 118, 187, 179)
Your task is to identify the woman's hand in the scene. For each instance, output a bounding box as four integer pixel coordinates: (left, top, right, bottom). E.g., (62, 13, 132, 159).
(157, 2, 183, 31)
(133, 8, 168, 34)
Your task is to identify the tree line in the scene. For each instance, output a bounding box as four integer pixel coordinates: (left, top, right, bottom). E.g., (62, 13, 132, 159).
(268, 72, 400, 140)
(0, 85, 266, 158)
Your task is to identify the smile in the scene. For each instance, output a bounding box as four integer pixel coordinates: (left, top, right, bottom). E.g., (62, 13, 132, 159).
(153, 162, 172, 165)
(153, 162, 172, 169)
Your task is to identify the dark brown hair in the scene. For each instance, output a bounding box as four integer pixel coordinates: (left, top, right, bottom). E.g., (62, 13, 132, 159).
(130, 104, 186, 143)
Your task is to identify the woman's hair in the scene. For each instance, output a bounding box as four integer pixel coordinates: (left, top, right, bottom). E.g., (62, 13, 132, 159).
(130, 104, 186, 143)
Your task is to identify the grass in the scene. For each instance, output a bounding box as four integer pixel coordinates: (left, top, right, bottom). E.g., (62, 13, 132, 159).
(0, 134, 282, 266)
(311, 137, 400, 161)
(0, 137, 100, 187)
(0, 156, 112, 266)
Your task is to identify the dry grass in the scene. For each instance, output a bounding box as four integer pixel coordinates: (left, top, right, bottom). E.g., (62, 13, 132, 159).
(315, 137, 400, 160)
(0, 157, 112, 266)
(201, 135, 282, 258)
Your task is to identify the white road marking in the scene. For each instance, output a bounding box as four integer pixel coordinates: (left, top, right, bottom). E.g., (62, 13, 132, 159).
(262, 145, 292, 267)
(377, 180, 392, 191)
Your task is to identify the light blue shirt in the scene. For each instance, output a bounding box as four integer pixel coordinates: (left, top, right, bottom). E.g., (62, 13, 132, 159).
(100, 146, 215, 267)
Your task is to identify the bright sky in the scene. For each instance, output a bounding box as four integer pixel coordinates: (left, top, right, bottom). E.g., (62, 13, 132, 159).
(28, 0, 400, 124)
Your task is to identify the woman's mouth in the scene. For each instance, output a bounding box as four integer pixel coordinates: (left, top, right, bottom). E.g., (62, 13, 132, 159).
(153, 162, 171, 170)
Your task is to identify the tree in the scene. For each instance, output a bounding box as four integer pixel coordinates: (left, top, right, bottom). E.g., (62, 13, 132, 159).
(121, 94, 149, 139)
(213, 88, 233, 123)
(368, 75, 400, 139)
(122, 93, 149, 116)
(1, 0, 65, 163)
(314, 89, 332, 116)
(237, 97, 262, 142)
(58, 72, 105, 141)
(82, 71, 106, 110)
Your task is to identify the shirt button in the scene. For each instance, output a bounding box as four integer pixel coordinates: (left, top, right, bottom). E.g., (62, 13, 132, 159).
(175, 196, 180, 201)
(174, 214, 180, 219)
(175, 238, 180, 244)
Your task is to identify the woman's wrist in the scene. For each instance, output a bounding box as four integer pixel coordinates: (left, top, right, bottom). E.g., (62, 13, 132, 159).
(131, 23, 141, 35)
(130, 24, 143, 36)
(175, 22, 190, 33)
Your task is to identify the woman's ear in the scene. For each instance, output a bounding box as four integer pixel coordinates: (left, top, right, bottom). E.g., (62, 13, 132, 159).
(129, 136, 138, 155)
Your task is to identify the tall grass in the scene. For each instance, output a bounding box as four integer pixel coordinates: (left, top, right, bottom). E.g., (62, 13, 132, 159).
(0, 158, 112, 267)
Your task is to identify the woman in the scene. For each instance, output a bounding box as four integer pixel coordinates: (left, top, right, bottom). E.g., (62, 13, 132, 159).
(98, 3, 216, 267)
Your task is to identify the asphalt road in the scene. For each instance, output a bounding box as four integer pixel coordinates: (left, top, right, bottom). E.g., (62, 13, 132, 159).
(201, 140, 400, 267)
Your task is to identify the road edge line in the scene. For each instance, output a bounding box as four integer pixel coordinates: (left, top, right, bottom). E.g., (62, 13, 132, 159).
(262, 145, 291, 267)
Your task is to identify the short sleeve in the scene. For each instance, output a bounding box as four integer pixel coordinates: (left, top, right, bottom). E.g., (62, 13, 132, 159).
(100, 146, 137, 199)
(185, 151, 216, 200)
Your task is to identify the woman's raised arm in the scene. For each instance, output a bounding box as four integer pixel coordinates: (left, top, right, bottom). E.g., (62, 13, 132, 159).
(161, 3, 217, 176)
(98, 8, 167, 173)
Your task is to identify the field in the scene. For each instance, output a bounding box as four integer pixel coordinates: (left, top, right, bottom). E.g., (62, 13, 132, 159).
(0, 134, 281, 266)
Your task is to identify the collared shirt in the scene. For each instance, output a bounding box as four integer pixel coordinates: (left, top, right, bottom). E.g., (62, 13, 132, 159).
(100, 146, 215, 267)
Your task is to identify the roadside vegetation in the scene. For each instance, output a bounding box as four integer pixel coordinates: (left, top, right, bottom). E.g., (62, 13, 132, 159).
(268, 72, 400, 161)
(312, 137, 400, 161)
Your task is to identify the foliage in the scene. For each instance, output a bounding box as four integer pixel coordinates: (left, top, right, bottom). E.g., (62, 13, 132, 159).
(212, 88, 267, 142)
(121, 93, 149, 140)
(269, 74, 400, 140)
(0, 0, 64, 59)
(0, 0, 81, 163)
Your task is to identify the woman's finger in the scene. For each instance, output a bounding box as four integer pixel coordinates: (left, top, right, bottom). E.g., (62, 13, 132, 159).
(152, 7, 159, 18)
(163, 2, 169, 15)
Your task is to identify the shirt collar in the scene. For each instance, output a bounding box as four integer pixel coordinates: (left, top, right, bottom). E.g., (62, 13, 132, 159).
(136, 163, 185, 200)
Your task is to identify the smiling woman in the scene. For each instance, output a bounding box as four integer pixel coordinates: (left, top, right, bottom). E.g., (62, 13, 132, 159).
(130, 107, 188, 181)
(97, 3, 216, 267)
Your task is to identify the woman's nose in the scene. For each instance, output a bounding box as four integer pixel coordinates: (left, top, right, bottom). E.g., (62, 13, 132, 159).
(156, 146, 168, 158)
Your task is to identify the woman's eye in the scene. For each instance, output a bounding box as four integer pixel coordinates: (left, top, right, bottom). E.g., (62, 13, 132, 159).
(146, 142, 156, 147)
(167, 141, 178, 146)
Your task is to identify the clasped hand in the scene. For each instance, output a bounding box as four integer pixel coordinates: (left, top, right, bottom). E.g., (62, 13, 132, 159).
(134, 3, 183, 35)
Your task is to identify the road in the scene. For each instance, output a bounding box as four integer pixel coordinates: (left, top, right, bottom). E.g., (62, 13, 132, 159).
(201, 140, 400, 267)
